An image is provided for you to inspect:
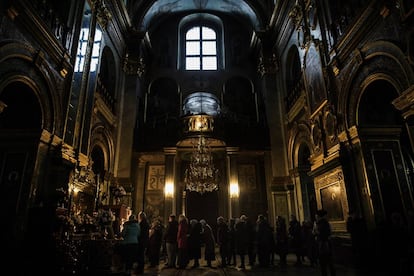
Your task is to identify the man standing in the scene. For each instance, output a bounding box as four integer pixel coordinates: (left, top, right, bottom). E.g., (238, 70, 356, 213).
(136, 211, 150, 274)
(163, 214, 179, 268)
(216, 216, 229, 267)
(314, 209, 336, 276)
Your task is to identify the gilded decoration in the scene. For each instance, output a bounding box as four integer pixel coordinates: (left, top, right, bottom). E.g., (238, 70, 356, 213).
(323, 106, 338, 144)
(257, 53, 279, 77)
(123, 54, 146, 76)
(289, 1, 303, 28)
(306, 0, 318, 30)
(145, 165, 165, 221)
(311, 117, 322, 152)
(92, 0, 112, 29)
(147, 165, 165, 191)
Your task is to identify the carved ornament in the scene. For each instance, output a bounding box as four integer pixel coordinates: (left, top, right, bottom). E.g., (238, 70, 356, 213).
(92, 0, 112, 29)
(257, 53, 279, 77)
(123, 54, 146, 77)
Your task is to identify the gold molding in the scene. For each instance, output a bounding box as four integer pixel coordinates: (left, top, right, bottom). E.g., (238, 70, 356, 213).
(92, 0, 112, 29)
(392, 85, 414, 119)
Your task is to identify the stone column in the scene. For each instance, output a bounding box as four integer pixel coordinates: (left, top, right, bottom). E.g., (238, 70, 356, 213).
(115, 31, 146, 192)
(257, 35, 291, 224)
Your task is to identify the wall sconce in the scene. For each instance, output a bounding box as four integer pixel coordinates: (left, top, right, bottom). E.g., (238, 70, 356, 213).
(230, 182, 239, 198)
(164, 182, 174, 198)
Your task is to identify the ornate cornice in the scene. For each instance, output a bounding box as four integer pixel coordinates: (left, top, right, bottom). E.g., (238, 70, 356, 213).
(288, 1, 303, 29)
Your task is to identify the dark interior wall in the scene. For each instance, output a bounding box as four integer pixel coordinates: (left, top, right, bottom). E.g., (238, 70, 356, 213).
(137, 11, 269, 150)
(146, 12, 257, 98)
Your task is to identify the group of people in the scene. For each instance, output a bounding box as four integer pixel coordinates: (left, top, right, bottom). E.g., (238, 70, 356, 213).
(164, 214, 216, 269)
(214, 210, 336, 276)
(111, 209, 337, 276)
(111, 211, 151, 275)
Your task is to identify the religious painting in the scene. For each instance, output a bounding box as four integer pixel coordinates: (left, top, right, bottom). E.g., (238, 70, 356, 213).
(304, 41, 327, 117)
(314, 168, 349, 231)
(320, 183, 344, 221)
(238, 164, 256, 190)
(147, 165, 165, 190)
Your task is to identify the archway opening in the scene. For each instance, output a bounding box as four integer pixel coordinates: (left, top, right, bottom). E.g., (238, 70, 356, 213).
(298, 143, 316, 221)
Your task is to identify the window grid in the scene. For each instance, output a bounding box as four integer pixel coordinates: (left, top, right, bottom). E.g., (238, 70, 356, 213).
(185, 26, 217, 70)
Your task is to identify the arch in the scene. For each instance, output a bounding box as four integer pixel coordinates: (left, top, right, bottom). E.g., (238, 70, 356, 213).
(297, 143, 317, 221)
(288, 122, 316, 221)
(138, 0, 263, 32)
(90, 123, 115, 174)
(89, 123, 115, 209)
(357, 79, 402, 127)
(0, 41, 63, 133)
(0, 81, 42, 129)
(337, 40, 413, 129)
(98, 46, 117, 100)
(288, 122, 313, 169)
(285, 45, 302, 92)
(91, 146, 105, 181)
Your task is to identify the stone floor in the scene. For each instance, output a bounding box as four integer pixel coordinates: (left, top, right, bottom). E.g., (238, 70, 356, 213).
(127, 254, 395, 276)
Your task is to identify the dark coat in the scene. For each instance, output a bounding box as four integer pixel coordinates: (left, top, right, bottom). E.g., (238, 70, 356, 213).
(235, 220, 249, 254)
(164, 219, 179, 244)
(203, 223, 216, 261)
(188, 221, 202, 259)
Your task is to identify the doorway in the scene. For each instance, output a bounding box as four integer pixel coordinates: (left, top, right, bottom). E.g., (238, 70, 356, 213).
(186, 190, 219, 229)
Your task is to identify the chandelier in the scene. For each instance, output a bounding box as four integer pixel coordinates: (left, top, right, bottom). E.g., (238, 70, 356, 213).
(184, 135, 219, 194)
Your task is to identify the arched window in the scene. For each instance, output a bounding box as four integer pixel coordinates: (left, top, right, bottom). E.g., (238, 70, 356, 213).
(185, 26, 217, 70)
(178, 14, 224, 71)
(75, 28, 102, 72)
